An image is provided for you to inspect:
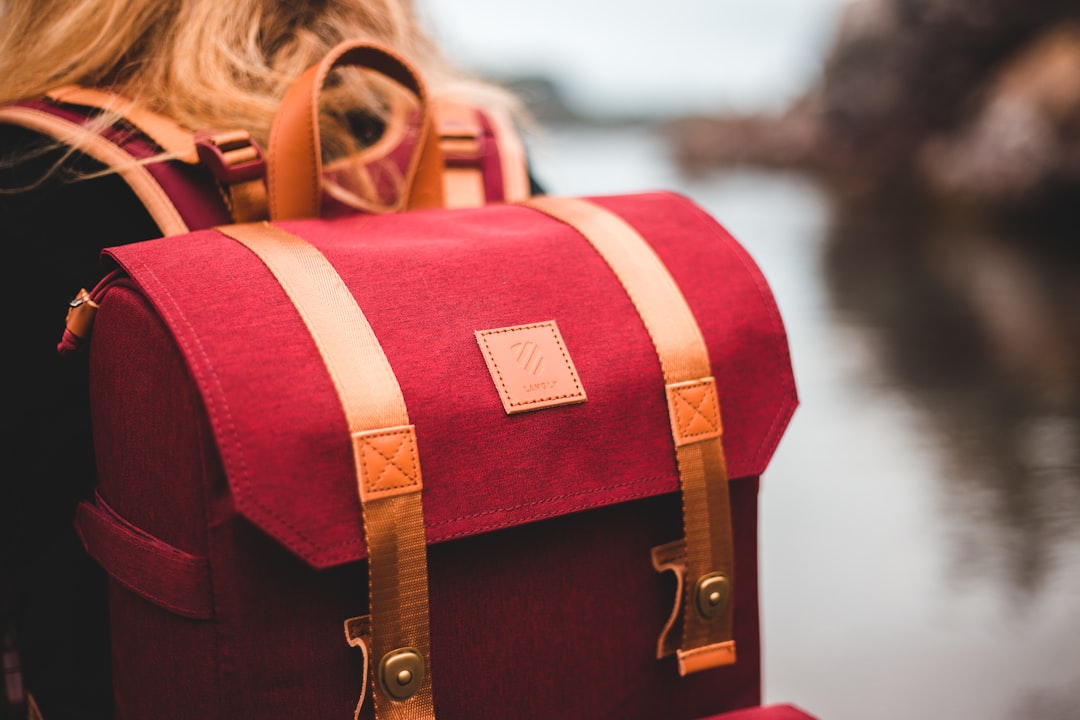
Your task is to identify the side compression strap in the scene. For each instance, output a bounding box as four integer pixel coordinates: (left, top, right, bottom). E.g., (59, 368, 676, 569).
(524, 196, 736, 675)
(216, 222, 434, 720)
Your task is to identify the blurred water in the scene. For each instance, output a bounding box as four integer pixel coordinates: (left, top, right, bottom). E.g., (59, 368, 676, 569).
(526, 123, 1080, 720)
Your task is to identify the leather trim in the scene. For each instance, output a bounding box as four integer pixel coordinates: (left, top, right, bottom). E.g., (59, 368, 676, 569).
(353, 425, 424, 502)
(443, 166, 485, 208)
(0, 105, 189, 235)
(475, 321, 587, 414)
(667, 378, 723, 446)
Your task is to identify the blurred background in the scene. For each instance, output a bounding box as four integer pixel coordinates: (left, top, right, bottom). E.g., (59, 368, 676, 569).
(417, 1, 1080, 719)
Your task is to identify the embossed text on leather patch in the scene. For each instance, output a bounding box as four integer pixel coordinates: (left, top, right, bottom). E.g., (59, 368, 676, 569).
(475, 321, 587, 414)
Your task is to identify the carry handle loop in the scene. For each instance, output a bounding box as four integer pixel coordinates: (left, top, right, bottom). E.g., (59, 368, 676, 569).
(267, 40, 445, 220)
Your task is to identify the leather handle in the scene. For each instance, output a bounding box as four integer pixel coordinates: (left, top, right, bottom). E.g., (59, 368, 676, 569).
(267, 40, 444, 220)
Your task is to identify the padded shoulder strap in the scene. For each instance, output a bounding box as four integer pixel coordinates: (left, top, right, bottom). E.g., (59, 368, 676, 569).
(45, 85, 201, 163)
(0, 103, 190, 235)
(41, 88, 270, 224)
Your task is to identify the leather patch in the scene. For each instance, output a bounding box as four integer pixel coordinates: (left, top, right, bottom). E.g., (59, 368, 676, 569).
(475, 321, 587, 415)
(352, 425, 423, 502)
(666, 378, 723, 446)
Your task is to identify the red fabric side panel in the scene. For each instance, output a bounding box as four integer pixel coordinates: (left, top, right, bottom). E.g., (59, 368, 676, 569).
(107, 582, 219, 720)
(697, 704, 819, 720)
(88, 283, 224, 714)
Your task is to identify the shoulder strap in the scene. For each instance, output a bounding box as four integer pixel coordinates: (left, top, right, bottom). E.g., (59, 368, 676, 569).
(1, 82, 532, 233)
(433, 98, 531, 207)
(0, 96, 259, 233)
(0, 102, 193, 235)
(39, 88, 269, 225)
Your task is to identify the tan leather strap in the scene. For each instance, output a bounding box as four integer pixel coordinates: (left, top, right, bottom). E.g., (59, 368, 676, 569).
(216, 223, 434, 720)
(0, 105, 189, 236)
(433, 99, 485, 208)
(267, 41, 445, 219)
(524, 196, 736, 675)
(45, 85, 200, 163)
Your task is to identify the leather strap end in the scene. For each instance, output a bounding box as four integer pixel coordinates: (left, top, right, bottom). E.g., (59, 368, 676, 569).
(666, 377, 723, 446)
(352, 425, 423, 502)
(64, 288, 99, 340)
(676, 641, 737, 676)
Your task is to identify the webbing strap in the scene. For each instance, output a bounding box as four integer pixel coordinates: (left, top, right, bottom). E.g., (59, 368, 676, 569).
(523, 197, 736, 675)
(216, 223, 434, 720)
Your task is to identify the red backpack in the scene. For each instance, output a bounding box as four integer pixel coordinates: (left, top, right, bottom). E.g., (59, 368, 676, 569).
(4, 40, 811, 720)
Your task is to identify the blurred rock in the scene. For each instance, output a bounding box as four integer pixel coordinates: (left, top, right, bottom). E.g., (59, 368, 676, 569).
(667, 0, 1080, 215)
(919, 22, 1080, 206)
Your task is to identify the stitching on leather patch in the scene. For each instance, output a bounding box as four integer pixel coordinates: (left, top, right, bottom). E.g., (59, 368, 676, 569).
(475, 321, 587, 415)
(353, 425, 423, 501)
(666, 378, 722, 446)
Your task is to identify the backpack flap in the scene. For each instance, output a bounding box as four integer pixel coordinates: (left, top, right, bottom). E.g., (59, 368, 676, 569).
(94, 191, 796, 569)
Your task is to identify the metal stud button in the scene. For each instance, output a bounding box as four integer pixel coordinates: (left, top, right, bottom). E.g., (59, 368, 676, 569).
(694, 572, 731, 621)
(378, 648, 424, 701)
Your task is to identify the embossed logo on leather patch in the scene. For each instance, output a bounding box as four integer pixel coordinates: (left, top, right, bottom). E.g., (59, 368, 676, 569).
(475, 321, 587, 414)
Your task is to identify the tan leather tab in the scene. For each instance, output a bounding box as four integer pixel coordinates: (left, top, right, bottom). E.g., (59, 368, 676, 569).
(443, 166, 485, 208)
(676, 641, 737, 675)
(475, 321, 587, 414)
(651, 539, 687, 659)
(226, 178, 270, 223)
(64, 288, 99, 339)
(353, 426, 423, 502)
(344, 616, 373, 720)
(667, 378, 723, 446)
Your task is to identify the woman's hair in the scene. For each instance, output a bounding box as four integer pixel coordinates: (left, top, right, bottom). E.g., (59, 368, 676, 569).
(0, 0, 523, 161)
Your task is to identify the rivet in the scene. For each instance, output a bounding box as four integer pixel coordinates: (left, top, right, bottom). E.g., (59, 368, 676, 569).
(694, 573, 730, 621)
(378, 648, 424, 701)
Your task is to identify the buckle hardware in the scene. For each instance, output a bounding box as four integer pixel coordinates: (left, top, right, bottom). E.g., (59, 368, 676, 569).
(194, 129, 266, 184)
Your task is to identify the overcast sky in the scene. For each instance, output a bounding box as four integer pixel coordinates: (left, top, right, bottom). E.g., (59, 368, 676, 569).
(417, 0, 853, 117)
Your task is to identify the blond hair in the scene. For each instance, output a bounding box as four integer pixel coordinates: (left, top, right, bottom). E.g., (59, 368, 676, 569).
(0, 0, 523, 161)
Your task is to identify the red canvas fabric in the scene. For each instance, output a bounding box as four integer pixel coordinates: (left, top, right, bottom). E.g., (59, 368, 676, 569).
(81, 191, 799, 719)
(698, 705, 818, 720)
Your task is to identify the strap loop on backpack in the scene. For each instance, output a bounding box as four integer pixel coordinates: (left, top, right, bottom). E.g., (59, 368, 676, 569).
(267, 40, 445, 220)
